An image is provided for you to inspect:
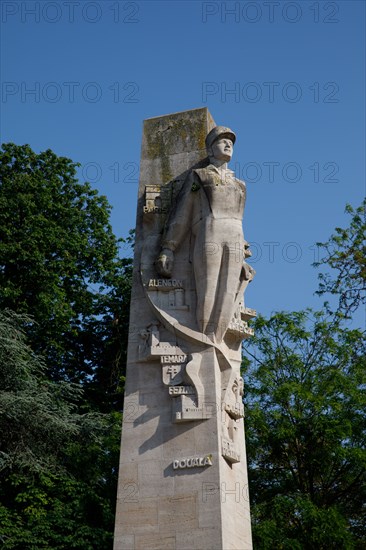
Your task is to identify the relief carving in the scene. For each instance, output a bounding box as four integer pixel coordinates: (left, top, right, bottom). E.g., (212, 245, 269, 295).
(155, 126, 253, 344)
(141, 126, 255, 433)
(173, 394, 214, 423)
(147, 279, 188, 311)
(138, 322, 185, 361)
(221, 413, 241, 463)
(143, 184, 169, 215)
(222, 436, 241, 464)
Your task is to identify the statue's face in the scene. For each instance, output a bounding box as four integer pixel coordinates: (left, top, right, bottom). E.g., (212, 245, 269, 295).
(210, 137, 233, 162)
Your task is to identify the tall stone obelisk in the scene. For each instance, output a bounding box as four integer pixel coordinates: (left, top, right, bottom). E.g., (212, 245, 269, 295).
(114, 108, 255, 550)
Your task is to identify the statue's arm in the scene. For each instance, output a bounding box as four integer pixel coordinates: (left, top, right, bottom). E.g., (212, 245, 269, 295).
(156, 171, 196, 277)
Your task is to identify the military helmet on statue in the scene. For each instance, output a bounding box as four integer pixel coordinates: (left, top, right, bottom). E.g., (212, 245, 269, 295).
(205, 126, 236, 150)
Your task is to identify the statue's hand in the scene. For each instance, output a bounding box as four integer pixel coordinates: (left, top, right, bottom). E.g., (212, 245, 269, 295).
(156, 248, 174, 277)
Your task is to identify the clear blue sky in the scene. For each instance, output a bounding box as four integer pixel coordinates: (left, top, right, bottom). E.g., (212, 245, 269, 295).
(1, 0, 365, 328)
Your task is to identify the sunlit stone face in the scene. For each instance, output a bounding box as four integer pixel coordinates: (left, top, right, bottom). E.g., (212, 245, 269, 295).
(210, 137, 233, 162)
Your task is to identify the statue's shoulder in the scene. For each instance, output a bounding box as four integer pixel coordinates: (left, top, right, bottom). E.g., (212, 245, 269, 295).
(175, 168, 201, 196)
(193, 165, 215, 179)
(235, 176, 246, 190)
(180, 166, 214, 193)
(194, 166, 246, 191)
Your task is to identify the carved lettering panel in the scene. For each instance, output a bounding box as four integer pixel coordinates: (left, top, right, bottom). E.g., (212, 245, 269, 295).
(169, 385, 195, 396)
(143, 184, 169, 215)
(221, 437, 241, 464)
(172, 455, 213, 470)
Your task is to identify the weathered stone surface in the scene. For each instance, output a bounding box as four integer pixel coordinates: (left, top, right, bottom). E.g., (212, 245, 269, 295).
(158, 494, 199, 532)
(114, 108, 254, 549)
(116, 498, 159, 532)
(175, 528, 221, 550)
(135, 533, 176, 550)
(113, 534, 134, 550)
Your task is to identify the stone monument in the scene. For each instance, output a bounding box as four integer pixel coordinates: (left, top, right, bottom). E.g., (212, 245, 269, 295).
(114, 108, 255, 550)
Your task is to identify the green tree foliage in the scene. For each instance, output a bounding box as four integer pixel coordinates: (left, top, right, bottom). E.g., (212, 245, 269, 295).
(243, 310, 366, 548)
(0, 143, 132, 410)
(0, 143, 132, 547)
(0, 309, 120, 549)
(243, 199, 366, 547)
(314, 199, 366, 318)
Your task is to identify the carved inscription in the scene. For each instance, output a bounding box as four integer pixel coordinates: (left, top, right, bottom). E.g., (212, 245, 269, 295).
(222, 437, 241, 463)
(161, 355, 187, 363)
(227, 303, 256, 340)
(143, 206, 168, 213)
(169, 385, 195, 396)
(227, 319, 254, 338)
(143, 184, 169, 214)
(173, 455, 213, 470)
(148, 279, 184, 289)
(147, 280, 188, 310)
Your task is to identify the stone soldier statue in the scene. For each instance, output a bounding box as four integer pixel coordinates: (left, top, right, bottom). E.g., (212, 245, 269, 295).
(156, 126, 254, 344)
